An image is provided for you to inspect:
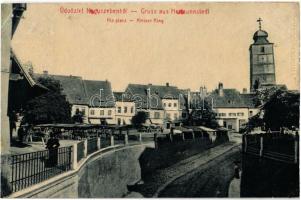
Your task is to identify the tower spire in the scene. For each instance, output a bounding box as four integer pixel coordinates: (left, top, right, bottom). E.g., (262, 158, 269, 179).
(257, 18, 262, 30)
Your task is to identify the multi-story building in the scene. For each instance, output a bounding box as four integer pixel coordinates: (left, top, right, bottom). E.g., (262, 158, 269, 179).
(113, 92, 136, 125)
(84, 80, 115, 125)
(35, 73, 116, 125)
(35, 72, 90, 123)
(209, 83, 259, 132)
(188, 83, 259, 132)
(124, 83, 187, 127)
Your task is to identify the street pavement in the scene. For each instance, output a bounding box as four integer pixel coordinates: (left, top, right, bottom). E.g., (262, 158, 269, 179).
(127, 135, 242, 197)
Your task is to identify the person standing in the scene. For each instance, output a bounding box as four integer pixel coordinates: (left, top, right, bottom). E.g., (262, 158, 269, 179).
(45, 132, 60, 167)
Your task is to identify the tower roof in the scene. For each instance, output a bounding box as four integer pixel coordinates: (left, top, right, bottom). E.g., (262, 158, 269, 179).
(253, 29, 270, 44)
(253, 18, 270, 44)
(253, 30, 268, 38)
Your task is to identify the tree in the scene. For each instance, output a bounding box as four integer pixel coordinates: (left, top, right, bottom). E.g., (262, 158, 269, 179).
(262, 89, 299, 130)
(249, 87, 299, 130)
(185, 100, 219, 128)
(131, 111, 147, 128)
(21, 77, 71, 125)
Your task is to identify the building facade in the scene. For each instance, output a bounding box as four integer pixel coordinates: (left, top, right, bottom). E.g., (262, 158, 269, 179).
(113, 92, 136, 125)
(211, 84, 259, 132)
(35, 73, 116, 125)
(125, 83, 187, 127)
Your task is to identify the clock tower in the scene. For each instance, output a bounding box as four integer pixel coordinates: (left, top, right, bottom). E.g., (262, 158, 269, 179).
(250, 18, 276, 92)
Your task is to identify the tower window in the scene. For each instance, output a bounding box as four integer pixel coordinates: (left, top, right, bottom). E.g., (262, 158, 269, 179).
(260, 47, 265, 53)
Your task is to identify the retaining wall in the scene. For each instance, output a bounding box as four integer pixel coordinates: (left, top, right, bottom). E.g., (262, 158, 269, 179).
(10, 144, 153, 198)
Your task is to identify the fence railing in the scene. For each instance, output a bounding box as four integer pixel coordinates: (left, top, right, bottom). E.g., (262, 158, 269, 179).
(9, 132, 151, 194)
(87, 138, 98, 155)
(243, 132, 299, 164)
(77, 141, 85, 162)
(11, 146, 72, 193)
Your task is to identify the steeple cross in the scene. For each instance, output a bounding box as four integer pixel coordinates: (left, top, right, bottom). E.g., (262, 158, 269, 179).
(257, 18, 262, 30)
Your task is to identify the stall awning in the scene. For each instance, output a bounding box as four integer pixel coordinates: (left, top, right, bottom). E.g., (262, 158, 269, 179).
(198, 126, 216, 132)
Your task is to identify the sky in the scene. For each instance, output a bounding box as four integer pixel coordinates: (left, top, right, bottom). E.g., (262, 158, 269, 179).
(12, 2, 299, 92)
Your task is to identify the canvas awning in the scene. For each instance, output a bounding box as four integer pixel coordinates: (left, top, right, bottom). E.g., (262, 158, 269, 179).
(197, 126, 216, 132)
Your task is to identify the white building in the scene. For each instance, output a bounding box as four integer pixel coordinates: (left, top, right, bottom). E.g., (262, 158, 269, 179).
(125, 83, 187, 127)
(114, 92, 136, 125)
(211, 83, 259, 132)
(35, 73, 116, 125)
(189, 83, 260, 132)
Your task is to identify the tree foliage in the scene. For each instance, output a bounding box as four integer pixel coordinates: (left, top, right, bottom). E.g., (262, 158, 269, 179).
(21, 77, 71, 125)
(131, 111, 147, 127)
(250, 87, 299, 130)
(263, 89, 299, 130)
(185, 100, 219, 128)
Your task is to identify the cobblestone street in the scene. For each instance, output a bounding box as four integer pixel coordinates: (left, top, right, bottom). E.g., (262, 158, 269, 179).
(128, 138, 242, 197)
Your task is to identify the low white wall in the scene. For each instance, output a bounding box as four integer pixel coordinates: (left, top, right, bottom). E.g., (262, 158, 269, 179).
(9, 144, 153, 198)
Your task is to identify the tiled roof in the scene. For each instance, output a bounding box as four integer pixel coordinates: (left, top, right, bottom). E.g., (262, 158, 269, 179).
(208, 89, 257, 108)
(125, 84, 186, 110)
(83, 80, 115, 107)
(125, 84, 163, 110)
(113, 92, 132, 102)
(190, 89, 257, 109)
(34, 74, 115, 107)
(34, 74, 88, 105)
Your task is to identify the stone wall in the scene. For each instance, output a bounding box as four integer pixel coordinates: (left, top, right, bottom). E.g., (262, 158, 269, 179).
(78, 145, 147, 197)
(10, 144, 151, 198)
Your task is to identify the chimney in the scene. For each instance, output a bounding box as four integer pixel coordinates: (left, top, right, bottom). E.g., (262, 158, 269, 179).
(200, 86, 207, 97)
(218, 82, 224, 97)
(200, 86, 203, 97)
(166, 82, 169, 87)
(187, 90, 191, 109)
(242, 88, 247, 94)
(204, 86, 207, 95)
(43, 70, 48, 75)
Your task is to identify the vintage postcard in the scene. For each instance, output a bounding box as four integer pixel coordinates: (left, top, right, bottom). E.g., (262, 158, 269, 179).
(1, 1, 299, 198)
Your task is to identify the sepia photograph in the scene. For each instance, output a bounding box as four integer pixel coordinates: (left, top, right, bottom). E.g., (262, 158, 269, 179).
(1, 1, 300, 198)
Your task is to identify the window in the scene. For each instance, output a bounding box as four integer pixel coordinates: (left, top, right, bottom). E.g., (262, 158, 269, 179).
(90, 109, 95, 115)
(237, 112, 244, 116)
(117, 118, 121, 125)
(100, 110, 104, 115)
(81, 109, 85, 115)
(131, 106, 134, 113)
(108, 110, 112, 116)
(124, 106, 127, 113)
(249, 110, 253, 117)
(166, 113, 171, 119)
(174, 103, 177, 107)
(163, 103, 166, 107)
(229, 113, 236, 117)
(118, 107, 122, 113)
(218, 113, 226, 117)
(174, 113, 178, 120)
(260, 46, 265, 53)
(168, 103, 172, 107)
(154, 112, 160, 119)
(182, 113, 187, 118)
